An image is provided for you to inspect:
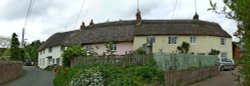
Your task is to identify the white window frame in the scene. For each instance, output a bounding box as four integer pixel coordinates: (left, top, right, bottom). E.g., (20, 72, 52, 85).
(221, 52, 227, 58)
(146, 36, 155, 43)
(190, 36, 196, 44)
(111, 44, 117, 51)
(168, 36, 177, 44)
(61, 46, 65, 51)
(220, 37, 226, 45)
(48, 47, 52, 53)
(85, 45, 92, 51)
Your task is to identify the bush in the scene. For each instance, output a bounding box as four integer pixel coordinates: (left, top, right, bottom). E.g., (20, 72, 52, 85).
(69, 68, 104, 86)
(54, 57, 164, 86)
(62, 45, 87, 67)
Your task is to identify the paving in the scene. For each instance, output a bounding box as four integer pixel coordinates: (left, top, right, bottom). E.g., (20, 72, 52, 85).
(3, 66, 54, 86)
(189, 67, 240, 86)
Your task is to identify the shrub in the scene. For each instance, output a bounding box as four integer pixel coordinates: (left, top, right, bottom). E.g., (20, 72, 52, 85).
(54, 56, 164, 86)
(62, 45, 87, 67)
(69, 68, 104, 86)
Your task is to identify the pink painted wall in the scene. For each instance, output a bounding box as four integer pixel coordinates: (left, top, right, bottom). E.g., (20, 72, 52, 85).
(89, 42, 133, 55)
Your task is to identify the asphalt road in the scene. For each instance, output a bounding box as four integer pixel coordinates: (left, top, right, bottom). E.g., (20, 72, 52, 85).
(3, 66, 54, 86)
(189, 67, 240, 86)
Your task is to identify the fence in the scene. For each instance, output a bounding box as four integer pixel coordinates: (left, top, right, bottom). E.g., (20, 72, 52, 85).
(70, 55, 151, 67)
(154, 53, 218, 71)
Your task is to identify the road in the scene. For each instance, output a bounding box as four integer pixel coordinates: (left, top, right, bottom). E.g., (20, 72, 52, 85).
(189, 67, 240, 86)
(3, 66, 54, 86)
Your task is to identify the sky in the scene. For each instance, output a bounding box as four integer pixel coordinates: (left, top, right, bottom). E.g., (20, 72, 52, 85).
(0, 0, 238, 43)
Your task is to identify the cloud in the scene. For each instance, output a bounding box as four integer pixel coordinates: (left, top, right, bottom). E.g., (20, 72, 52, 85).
(0, 0, 238, 42)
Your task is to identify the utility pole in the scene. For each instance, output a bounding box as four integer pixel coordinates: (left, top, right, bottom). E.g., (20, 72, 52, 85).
(21, 28, 25, 48)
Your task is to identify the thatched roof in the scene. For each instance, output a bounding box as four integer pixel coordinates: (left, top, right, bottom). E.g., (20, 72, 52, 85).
(38, 30, 78, 51)
(68, 20, 135, 45)
(38, 20, 231, 51)
(134, 20, 231, 37)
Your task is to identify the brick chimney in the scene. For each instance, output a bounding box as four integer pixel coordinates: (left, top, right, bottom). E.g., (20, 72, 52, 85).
(80, 22, 85, 30)
(89, 19, 94, 25)
(193, 12, 199, 20)
(135, 9, 142, 26)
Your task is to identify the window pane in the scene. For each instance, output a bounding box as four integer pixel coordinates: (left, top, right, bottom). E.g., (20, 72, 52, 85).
(220, 38, 225, 45)
(190, 36, 196, 43)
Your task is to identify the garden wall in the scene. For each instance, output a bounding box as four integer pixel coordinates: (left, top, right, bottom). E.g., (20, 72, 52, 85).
(165, 66, 219, 86)
(0, 61, 23, 84)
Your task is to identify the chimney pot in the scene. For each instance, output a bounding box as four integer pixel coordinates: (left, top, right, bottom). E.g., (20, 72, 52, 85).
(193, 12, 199, 20)
(80, 22, 85, 30)
(136, 9, 142, 26)
(89, 19, 94, 25)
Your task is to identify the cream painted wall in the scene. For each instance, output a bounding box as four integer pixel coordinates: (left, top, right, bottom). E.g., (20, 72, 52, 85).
(133, 36, 232, 59)
(85, 42, 133, 55)
(38, 46, 64, 69)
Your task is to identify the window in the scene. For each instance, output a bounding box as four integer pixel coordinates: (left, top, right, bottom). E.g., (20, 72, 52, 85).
(168, 36, 177, 44)
(56, 58, 60, 65)
(40, 51, 42, 55)
(146, 36, 155, 43)
(61, 46, 65, 51)
(85, 45, 92, 51)
(48, 47, 52, 53)
(221, 52, 227, 58)
(43, 50, 45, 54)
(42, 58, 45, 65)
(111, 44, 117, 51)
(190, 36, 196, 43)
(220, 38, 226, 45)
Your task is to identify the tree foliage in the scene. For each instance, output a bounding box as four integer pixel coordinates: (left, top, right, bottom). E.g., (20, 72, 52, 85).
(25, 40, 41, 61)
(209, 0, 250, 85)
(62, 45, 87, 67)
(177, 42, 190, 54)
(10, 33, 21, 61)
(105, 42, 116, 56)
(208, 49, 220, 55)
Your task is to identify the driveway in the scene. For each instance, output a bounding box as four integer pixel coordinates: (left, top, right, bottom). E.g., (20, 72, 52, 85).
(3, 66, 54, 86)
(189, 67, 240, 86)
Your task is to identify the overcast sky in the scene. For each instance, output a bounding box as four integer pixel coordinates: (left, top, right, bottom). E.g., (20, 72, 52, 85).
(0, 0, 238, 43)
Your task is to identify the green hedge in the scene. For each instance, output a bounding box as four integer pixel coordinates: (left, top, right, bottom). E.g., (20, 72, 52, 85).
(53, 58, 164, 86)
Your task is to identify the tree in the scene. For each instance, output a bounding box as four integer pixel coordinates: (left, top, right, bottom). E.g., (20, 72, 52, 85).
(10, 33, 21, 61)
(62, 45, 87, 67)
(177, 42, 190, 54)
(25, 40, 41, 61)
(105, 42, 116, 56)
(208, 49, 220, 55)
(209, 0, 250, 85)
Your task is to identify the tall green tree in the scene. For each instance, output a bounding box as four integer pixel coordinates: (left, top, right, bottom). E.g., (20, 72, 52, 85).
(209, 0, 250, 85)
(10, 33, 20, 61)
(25, 40, 41, 62)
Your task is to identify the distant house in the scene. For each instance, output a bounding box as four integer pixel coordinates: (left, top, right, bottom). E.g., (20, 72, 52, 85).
(38, 11, 232, 69)
(38, 30, 77, 69)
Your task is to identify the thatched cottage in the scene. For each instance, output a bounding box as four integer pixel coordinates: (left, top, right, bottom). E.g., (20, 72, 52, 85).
(38, 11, 232, 69)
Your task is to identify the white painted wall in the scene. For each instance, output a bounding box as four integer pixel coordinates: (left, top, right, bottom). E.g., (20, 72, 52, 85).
(38, 46, 64, 69)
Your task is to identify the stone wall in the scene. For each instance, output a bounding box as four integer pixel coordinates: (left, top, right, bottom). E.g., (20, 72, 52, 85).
(0, 61, 23, 84)
(165, 66, 219, 86)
